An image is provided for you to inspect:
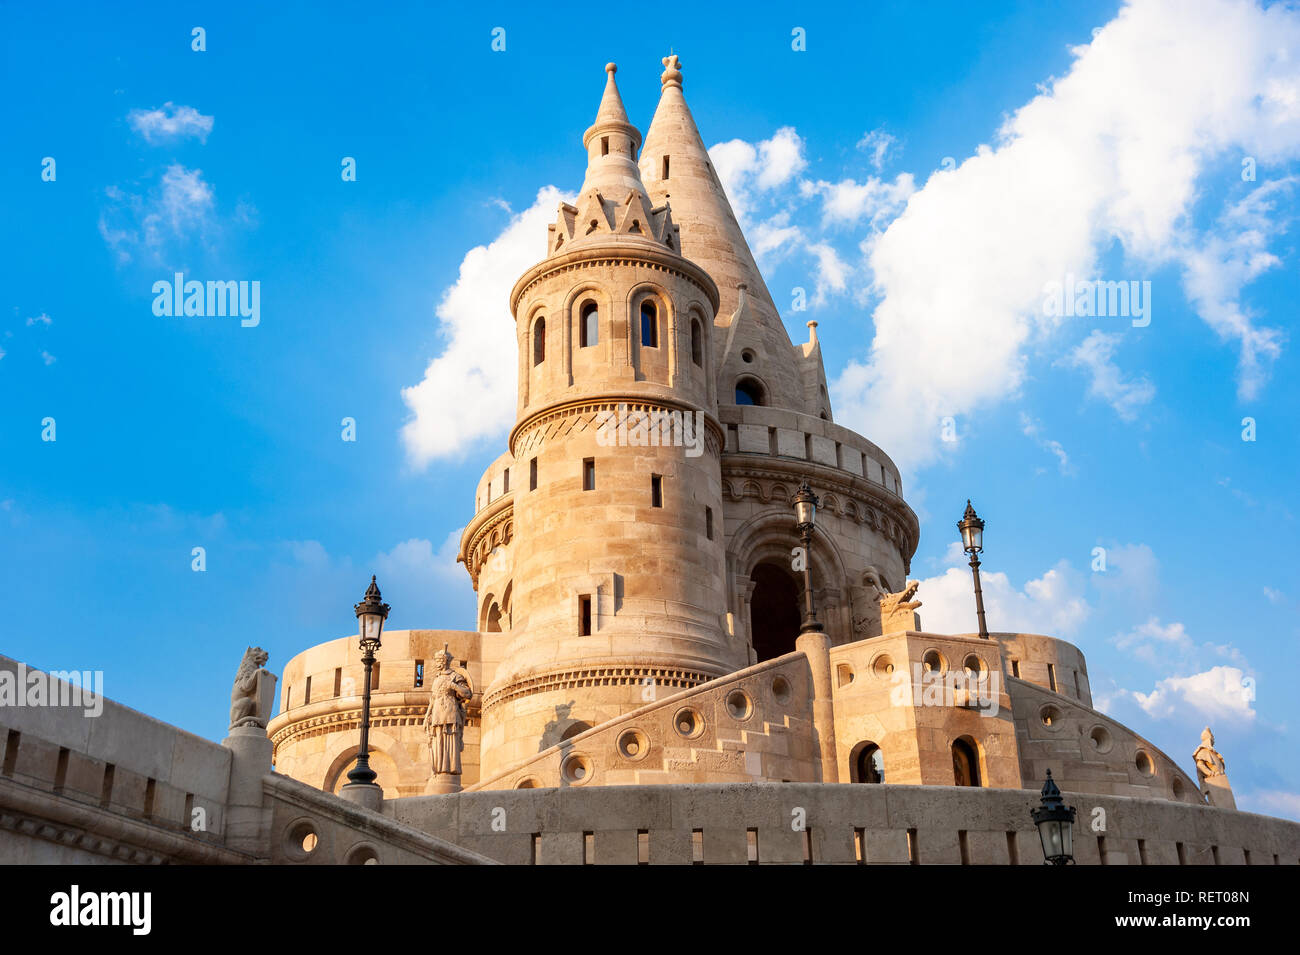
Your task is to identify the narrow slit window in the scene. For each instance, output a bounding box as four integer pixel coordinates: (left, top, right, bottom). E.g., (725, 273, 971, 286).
(529, 457, 538, 491)
(640, 301, 658, 348)
(662, 156, 670, 180)
(414, 660, 424, 688)
(532, 316, 546, 365)
(581, 302, 598, 347)
(579, 595, 592, 636)
(651, 474, 663, 508)
(705, 507, 713, 540)
(502, 468, 510, 493)
(691, 319, 703, 366)
(601, 136, 609, 156)
(583, 457, 595, 491)
(333, 667, 341, 697)
(303, 676, 311, 704)
(1047, 663, 1057, 692)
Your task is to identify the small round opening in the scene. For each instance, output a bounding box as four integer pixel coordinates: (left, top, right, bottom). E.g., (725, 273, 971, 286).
(617, 728, 649, 761)
(922, 650, 945, 673)
(771, 676, 792, 704)
(725, 689, 753, 721)
(741, 349, 755, 363)
(515, 777, 540, 789)
(674, 708, 704, 739)
(1135, 751, 1155, 776)
(1040, 704, 1062, 727)
(561, 753, 593, 784)
(871, 654, 895, 678)
(1089, 725, 1113, 753)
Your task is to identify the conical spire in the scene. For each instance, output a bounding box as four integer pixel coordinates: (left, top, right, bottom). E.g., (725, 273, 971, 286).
(640, 54, 817, 415)
(548, 63, 678, 256)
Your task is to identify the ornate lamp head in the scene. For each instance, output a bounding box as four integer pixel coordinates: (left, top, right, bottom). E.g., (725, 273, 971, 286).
(793, 481, 819, 532)
(958, 500, 985, 555)
(354, 576, 390, 654)
(1031, 769, 1077, 865)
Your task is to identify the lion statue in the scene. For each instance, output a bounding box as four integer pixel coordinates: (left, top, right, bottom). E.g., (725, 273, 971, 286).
(229, 647, 272, 730)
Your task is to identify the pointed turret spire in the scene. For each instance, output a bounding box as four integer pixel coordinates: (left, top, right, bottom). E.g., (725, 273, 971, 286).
(547, 63, 679, 256)
(640, 54, 820, 416)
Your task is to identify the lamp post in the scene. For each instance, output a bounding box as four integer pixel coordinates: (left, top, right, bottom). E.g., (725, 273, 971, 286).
(1031, 769, 1077, 865)
(958, 500, 990, 639)
(793, 481, 823, 635)
(347, 575, 390, 787)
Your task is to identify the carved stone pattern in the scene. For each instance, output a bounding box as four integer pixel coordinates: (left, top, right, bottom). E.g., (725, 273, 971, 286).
(512, 400, 722, 460)
(482, 665, 714, 710)
(719, 463, 920, 560)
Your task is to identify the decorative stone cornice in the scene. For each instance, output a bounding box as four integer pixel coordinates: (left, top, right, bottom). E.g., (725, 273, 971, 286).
(721, 454, 920, 566)
(270, 699, 481, 756)
(459, 497, 515, 588)
(510, 395, 723, 460)
(510, 245, 720, 316)
(482, 664, 714, 711)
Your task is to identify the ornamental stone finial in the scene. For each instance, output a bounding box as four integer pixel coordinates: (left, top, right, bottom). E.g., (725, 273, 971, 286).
(661, 53, 682, 89)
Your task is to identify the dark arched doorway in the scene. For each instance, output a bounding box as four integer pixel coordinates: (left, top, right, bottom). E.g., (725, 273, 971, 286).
(952, 737, 981, 787)
(750, 562, 801, 662)
(852, 742, 885, 783)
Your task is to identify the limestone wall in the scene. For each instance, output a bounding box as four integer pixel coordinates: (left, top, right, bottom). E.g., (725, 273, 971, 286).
(0, 654, 231, 856)
(386, 781, 1300, 865)
(469, 653, 820, 791)
(1010, 676, 1201, 802)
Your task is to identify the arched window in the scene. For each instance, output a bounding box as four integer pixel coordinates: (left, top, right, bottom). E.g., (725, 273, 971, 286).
(580, 302, 598, 348)
(952, 737, 981, 787)
(640, 301, 658, 348)
(735, 377, 764, 406)
(532, 317, 545, 366)
(690, 318, 703, 366)
(853, 743, 885, 784)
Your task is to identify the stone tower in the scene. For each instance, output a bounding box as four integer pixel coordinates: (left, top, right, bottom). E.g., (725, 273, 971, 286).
(477, 64, 745, 778)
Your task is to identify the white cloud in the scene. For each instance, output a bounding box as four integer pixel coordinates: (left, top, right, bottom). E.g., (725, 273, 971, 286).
(26, 313, 51, 326)
(99, 164, 220, 264)
(1179, 178, 1293, 399)
(1263, 586, 1285, 605)
(914, 558, 1090, 637)
(709, 127, 808, 225)
(806, 241, 850, 306)
(1061, 329, 1156, 421)
(1132, 665, 1256, 722)
(128, 102, 214, 144)
(1019, 412, 1073, 474)
(40, 351, 55, 366)
(857, 128, 897, 171)
(800, 173, 915, 228)
(400, 187, 564, 466)
(1114, 615, 1193, 666)
(832, 0, 1300, 469)
(1248, 790, 1300, 821)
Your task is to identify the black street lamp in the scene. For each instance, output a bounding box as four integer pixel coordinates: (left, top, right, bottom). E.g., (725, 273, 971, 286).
(1031, 769, 1077, 865)
(793, 481, 823, 635)
(958, 500, 990, 639)
(347, 575, 390, 787)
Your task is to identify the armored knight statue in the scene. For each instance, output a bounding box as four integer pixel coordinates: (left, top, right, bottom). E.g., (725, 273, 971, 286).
(423, 645, 472, 792)
(1192, 726, 1236, 810)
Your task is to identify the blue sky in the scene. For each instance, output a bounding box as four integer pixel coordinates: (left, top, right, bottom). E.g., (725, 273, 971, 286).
(3, 0, 1299, 818)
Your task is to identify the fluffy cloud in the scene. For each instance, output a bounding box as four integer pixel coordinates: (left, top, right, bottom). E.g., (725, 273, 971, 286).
(1019, 412, 1073, 474)
(857, 128, 897, 171)
(710, 127, 808, 225)
(1131, 665, 1256, 722)
(128, 103, 214, 144)
(914, 558, 1090, 637)
(99, 164, 218, 264)
(832, 0, 1300, 468)
(799, 173, 915, 228)
(1061, 330, 1156, 421)
(400, 187, 563, 465)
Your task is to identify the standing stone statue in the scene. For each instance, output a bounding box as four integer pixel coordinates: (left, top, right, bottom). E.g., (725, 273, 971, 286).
(229, 647, 275, 730)
(423, 646, 471, 793)
(1192, 726, 1236, 810)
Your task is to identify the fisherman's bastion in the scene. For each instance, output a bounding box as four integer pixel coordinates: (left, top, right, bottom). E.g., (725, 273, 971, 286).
(2, 57, 1298, 866)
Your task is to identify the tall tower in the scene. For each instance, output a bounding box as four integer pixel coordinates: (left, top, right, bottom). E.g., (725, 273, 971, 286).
(478, 64, 745, 778)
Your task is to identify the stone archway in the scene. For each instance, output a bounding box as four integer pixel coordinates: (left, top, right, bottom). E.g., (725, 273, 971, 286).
(749, 562, 801, 662)
(726, 509, 850, 658)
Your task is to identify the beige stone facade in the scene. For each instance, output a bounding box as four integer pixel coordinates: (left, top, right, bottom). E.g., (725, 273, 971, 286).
(253, 57, 1298, 864)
